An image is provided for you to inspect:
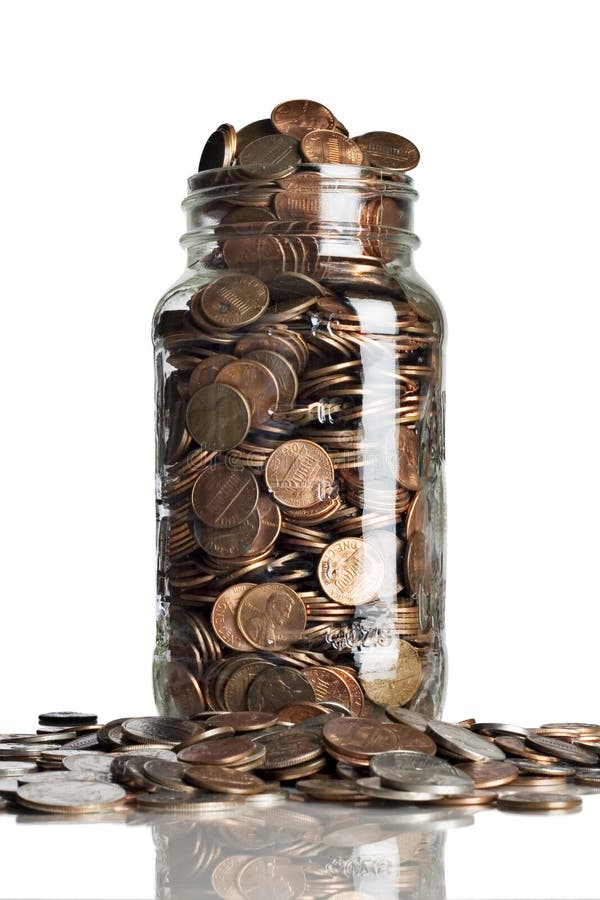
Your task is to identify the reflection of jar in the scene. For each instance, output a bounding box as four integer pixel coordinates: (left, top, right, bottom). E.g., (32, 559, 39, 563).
(153, 162, 447, 719)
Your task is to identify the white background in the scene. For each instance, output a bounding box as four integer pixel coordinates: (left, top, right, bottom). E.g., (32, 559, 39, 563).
(1, 2, 599, 896)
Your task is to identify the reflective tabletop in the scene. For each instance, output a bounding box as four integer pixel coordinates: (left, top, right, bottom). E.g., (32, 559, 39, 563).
(2, 787, 600, 899)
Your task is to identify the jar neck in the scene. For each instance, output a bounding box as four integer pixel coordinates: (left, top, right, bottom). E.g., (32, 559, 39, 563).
(180, 164, 420, 275)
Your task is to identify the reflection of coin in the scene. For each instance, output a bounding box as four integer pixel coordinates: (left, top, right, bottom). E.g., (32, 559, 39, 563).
(318, 538, 384, 606)
(200, 273, 269, 329)
(246, 667, 314, 713)
(191, 463, 259, 528)
(236, 583, 306, 651)
(186, 383, 250, 451)
(265, 439, 334, 509)
(215, 360, 279, 427)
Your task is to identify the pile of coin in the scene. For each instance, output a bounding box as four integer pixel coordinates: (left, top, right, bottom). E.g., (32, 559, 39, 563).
(1, 711, 598, 817)
(155, 99, 446, 721)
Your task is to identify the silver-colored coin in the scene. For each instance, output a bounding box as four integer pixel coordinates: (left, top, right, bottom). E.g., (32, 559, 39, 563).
(18, 770, 112, 785)
(0, 761, 38, 777)
(385, 707, 430, 731)
(471, 722, 530, 738)
(516, 760, 576, 777)
(427, 720, 506, 761)
(110, 747, 177, 761)
(0, 743, 60, 758)
(242, 790, 289, 806)
(136, 789, 241, 811)
(575, 770, 600, 785)
(525, 735, 598, 766)
(16, 780, 126, 812)
(370, 751, 475, 796)
(0, 778, 19, 800)
(63, 753, 115, 774)
(121, 717, 204, 746)
(356, 776, 439, 802)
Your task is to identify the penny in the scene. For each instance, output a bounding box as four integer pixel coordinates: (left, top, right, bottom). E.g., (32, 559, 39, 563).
(427, 721, 506, 762)
(353, 131, 420, 171)
(405, 491, 426, 540)
(472, 722, 530, 738)
(246, 667, 315, 713)
(198, 123, 236, 170)
(255, 730, 323, 770)
(183, 764, 266, 795)
(236, 118, 274, 154)
(370, 751, 474, 796)
(515, 760, 576, 777)
(237, 857, 306, 900)
(539, 722, 600, 735)
(210, 584, 257, 652)
(317, 538, 384, 606)
(177, 736, 255, 766)
(457, 760, 519, 788)
(222, 660, 276, 712)
(174, 727, 235, 751)
(386, 724, 437, 756)
(239, 134, 302, 179)
(497, 791, 582, 813)
(360, 640, 423, 707)
(191, 464, 259, 528)
(243, 494, 281, 555)
(162, 662, 205, 717)
(525, 735, 598, 765)
(243, 349, 298, 408)
(385, 707, 430, 731)
(322, 717, 398, 758)
(141, 759, 193, 791)
(265, 440, 334, 509)
(16, 781, 126, 814)
(272, 99, 336, 140)
(303, 667, 363, 718)
(405, 531, 432, 599)
(186, 383, 251, 451)
(212, 855, 253, 900)
(215, 360, 279, 427)
(301, 131, 364, 166)
(200, 274, 269, 329)
(430, 789, 498, 807)
(494, 736, 558, 763)
(194, 511, 260, 558)
(205, 712, 278, 732)
(136, 789, 240, 812)
(277, 703, 332, 724)
(188, 354, 237, 395)
(236, 583, 306, 651)
(295, 777, 367, 802)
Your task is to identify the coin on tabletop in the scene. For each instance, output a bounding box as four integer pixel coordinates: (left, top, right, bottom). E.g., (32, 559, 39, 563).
(177, 736, 255, 766)
(525, 735, 598, 766)
(322, 717, 398, 758)
(318, 538, 384, 606)
(186, 383, 251, 451)
(136, 789, 240, 812)
(141, 759, 195, 791)
(191, 464, 259, 528)
(265, 439, 334, 509)
(457, 760, 519, 788)
(426, 720, 506, 762)
(385, 707, 430, 731)
(255, 730, 323, 770)
(183, 764, 266, 795)
(0, 761, 38, 777)
(355, 776, 439, 803)
(16, 781, 126, 814)
(200, 274, 269, 329)
(497, 791, 582, 813)
(38, 712, 98, 726)
(205, 712, 279, 732)
(236, 583, 306, 651)
(121, 717, 205, 747)
(63, 753, 115, 775)
(271, 99, 336, 140)
(370, 751, 475, 796)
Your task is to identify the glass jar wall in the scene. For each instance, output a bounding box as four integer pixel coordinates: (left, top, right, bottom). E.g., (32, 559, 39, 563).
(153, 164, 446, 720)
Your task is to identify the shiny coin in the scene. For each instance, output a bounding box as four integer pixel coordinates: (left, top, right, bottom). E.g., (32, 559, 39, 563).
(16, 781, 126, 814)
(457, 761, 519, 788)
(353, 131, 420, 171)
(121, 717, 204, 747)
(355, 776, 439, 802)
(525, 735, 598, 765)
(427, 720, 506, 762)
(205, 712, 279, 732)
(370, 751, 475, 796)
(574, 770, 600, 785)
(265, 439, 334, 509)
(177, 736, 255, 766)
(515, 760, 576, 777)
(0, 743, 60, 758)
(183, 764, 266, 795)
(301, 130, 364, 165)
(63, 753, 115, 774)
(200, 273, 269, 328)
(295, 777, 367, 801)
(0, 761, 38, 777)
(186, 383, 250, 451)
(210, 584, 257, 652)
(243, 349, 298, 408)
(136, 789, 240, 812)
(497, 791, 582, 813)
(271, 99, 336, 140)
(198, 123, 236, 170)
(429, 789, 498, 807)
(236, 583, 306, 651)
(191, 463, 259, 528)
(471, 722, 530, 738)
(255, 730, 323, 770)
(323, 717, 400, 758)
(318, 538, 384, 606)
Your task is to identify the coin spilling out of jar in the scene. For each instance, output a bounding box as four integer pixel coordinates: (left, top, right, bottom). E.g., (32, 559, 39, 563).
(153, 99, 446, 722)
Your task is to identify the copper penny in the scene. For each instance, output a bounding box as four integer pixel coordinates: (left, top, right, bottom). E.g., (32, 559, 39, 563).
(360, 640, 423, 707)
(302, 668, 358, 716)
(273, 172, 324, 221)
(458, 760, 520, 789)
(222, 661, 276, 712)
(265, 439, 334, 509)
(406, 490, 426, 539)
(431, 789, 498, 807)
(205, 712, 278, 732)
(243, 349, 298, 409)
(194, 511, 260, 558)
(243, 494, 282, 556)
(236, 583, 306, 651)
(301, 130, 364, 166)
(386, 724, 437, 756)
(238, 134, 302, 179)
(494, 736, 559, 763)
(198, 123, 236, 170)
(255, 729, 323, 770)
(183, 764, 266, 795)
(215, 360, 279, 427)
(405, 532, 432, 598)
(277, 703, 332, 724)
(162, 662, 205, 718)
(237, 858, 306, 900)
(210, 584, 257, 652)
(200, 274, 269, 329)
(353, 130, 420, 171)
(385, 425, 420, 490)
(189, 354, 236, 395)
(317, 538, 384, 606)
(322, 717, 400, 758)
(186, 383, 250, 451)
(497, 791, 582, 813)
(191, 463, 259, 528)
(271, 99, 336, 140)
(236, 118, 275, 155)
(177, 736, 255, 766)
(246, 667, 315, 713)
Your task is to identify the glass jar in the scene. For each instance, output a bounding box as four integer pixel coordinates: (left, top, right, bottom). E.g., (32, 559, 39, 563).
(152, 163, 446, 719)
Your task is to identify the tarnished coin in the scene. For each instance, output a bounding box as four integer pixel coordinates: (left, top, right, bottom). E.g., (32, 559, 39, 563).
(318, 538, 384, 606)
(38, 712, 98, 726)
(191, 464, 259, 528)
(121, 717, 204, 747)
(239, 134, 302, 179)
(205, 712, 278, 732)
(427, 720, 506, 762)
(370, 751, 475, 796)
(215, 360, 279, 427)
(515, 760, 576, 777)
(236, 583, 306, 651)
(194, 511, 260, 559)
(295, 777, 367, 802)
(360, 641, 423, 707)
(272, 99, 336, 140)
(210, 584, 257, 652)
(141, 759, 195, 792)
(497, 791, 582, 813)
(136, 789, 240, 812)
(322, 717, 399, 758)
(63, 753, 115, 775)
(236, 118, 274, 154)
(355, 776, 439, 803)
(301, 130, 364, 166)
(265, 439, 334, 509)
(246, 667, 315, 713)
(237, 856, 306, 900)
(183, 764, 266, 795)
(353, 131, 420, 171)
(200, 273, 269, 328)
(198, 123, 236, 171)
(161, 663, 206, 718)
(189, 354, 237, 395)
(457, 760, 519, 788)
(243, 494, 281, 555)
(177, 736, 255, 766)
(525, 735, 598, 765)
(385, 707, 430, 731)
(471, 722, 530, 738)
(255, 729, 323, 770)
(16, 781, 126, 814)
(243, 349, 298, 408)
(212, 855, 254, 899)
(186, 383, 250, 451)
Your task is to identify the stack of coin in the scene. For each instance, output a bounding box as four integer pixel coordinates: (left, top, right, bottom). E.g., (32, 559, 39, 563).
(154, 99, 447, 722)
(1, 713, 596, 817)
